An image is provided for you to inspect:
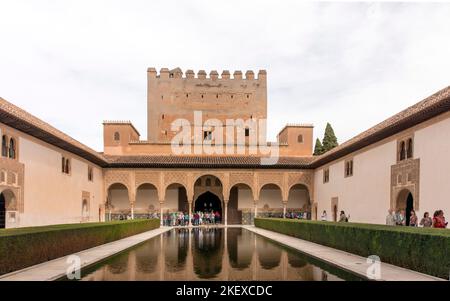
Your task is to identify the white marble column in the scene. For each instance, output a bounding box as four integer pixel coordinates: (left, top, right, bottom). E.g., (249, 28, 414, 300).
(283, 202, 287, 218)
(188, 200, 193, 227)
(159, 201, 164, 226)
(224, 200, 228, 226)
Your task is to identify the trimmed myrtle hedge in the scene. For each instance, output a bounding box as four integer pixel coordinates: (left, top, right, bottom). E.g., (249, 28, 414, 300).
(0, 219, 160, 275)
(255, 218, 450, 279)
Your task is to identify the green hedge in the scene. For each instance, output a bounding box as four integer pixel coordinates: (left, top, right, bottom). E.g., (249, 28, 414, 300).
(0, 219, 160, 275)
(255, 218, 450, 279)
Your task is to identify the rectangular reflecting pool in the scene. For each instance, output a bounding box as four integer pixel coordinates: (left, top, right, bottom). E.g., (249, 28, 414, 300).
(77, 228, 363, 281)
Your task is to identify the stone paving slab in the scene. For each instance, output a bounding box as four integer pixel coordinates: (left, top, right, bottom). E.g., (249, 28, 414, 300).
(0, 227, 172, 281)
(243, 226, 444, 281)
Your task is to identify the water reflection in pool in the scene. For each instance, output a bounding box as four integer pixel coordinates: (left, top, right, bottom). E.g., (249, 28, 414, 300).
(81, 228, 352, 281)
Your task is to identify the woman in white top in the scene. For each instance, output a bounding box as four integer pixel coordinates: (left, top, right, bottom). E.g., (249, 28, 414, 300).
(321, 210, 327, 221)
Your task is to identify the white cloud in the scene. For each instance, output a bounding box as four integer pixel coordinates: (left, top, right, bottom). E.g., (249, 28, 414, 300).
(0, 1, 449, 151)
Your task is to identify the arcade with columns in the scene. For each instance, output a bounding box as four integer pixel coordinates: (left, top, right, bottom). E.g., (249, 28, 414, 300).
(104, 169, 314, 225)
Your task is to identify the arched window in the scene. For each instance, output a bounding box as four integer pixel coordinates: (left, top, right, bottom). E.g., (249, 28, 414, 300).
(407, 138, 413, 159)
(8, 138, 16, 159)
(62, 157, 65, 173)
(349, 160, 353, 175)
(399, 141, 406, 161)
(0, 170, 6, 183)
(88, 166, 93, 182)
(297, 134, 303, 143)
(65, 158, 70, 174)
(114, 132, 120, 141)
(1, 135, 7, 157)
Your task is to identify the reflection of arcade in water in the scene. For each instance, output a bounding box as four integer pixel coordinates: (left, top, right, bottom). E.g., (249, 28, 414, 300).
(82, 228, 345, 281)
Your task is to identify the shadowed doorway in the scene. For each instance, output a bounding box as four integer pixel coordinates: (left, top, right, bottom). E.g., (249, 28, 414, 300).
(194, 191, 222, 217)
(396, 189, 414, 226)
(405, 193, 414, 226)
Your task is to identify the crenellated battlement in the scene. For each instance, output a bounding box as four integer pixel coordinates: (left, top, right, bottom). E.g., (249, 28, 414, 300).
(147, 66, 268, 143)
(147, 67, 266, 81)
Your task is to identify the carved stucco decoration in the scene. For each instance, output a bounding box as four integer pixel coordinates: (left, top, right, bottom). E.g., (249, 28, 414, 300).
(390, 158, 420, 211)
(0, 157, 24, 212)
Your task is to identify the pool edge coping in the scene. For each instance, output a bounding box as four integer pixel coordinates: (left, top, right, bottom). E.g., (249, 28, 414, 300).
(243, 225, 444, 281)
(0, 226, 173, 281)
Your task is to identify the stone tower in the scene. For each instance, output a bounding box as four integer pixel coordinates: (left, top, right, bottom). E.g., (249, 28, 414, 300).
(146, 67, 267, 144)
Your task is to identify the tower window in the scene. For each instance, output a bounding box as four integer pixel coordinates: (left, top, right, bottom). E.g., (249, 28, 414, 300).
(203, 131, 212, 141)
(114, 132, 120, 141)
(245, 128, 250, 137)
(297, 134, 303, 143)
(162, 114, 165, 120)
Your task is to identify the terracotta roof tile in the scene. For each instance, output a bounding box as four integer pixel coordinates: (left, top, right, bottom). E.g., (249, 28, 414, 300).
(105, 155, 315, 169)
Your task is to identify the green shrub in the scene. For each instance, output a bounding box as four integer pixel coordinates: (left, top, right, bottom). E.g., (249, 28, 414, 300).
(0, 219, 160, 275)
(254, 218, 450, 279)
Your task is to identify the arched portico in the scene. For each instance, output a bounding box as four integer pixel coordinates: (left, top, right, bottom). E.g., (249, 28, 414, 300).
(103, 169, 314, 225)
(286, 184, 311, 219)
(106, 183, 130, 221)
(193, 175, 224, 225)
(228, 183, 253, 225)
(259, 183, 283, 218)
(135, 183, 159, 218)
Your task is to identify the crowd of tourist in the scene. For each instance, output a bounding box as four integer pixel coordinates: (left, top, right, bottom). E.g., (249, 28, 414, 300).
(282, 211, 310, 219)
(162, 210, 221, 226)
(319, 210, 350, 222)
(385, 209, 447, 228)
(117, 207, 447, 229)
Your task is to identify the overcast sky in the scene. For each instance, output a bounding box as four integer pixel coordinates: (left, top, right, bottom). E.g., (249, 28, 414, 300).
(1, 1, 449, 151)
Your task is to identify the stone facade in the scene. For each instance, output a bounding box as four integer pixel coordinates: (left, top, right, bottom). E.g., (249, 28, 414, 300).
(1, 70, 449, 228)
(104, 168, 313, 225)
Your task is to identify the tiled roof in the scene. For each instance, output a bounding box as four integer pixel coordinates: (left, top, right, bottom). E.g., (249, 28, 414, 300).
(310, 86, 450, 168)
(105, 155, 315, 169)
(0, 97, 108, 167)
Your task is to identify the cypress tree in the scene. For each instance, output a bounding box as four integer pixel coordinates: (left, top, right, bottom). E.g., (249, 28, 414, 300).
(313, 138, 324, 156)
(322, 122, 338, 153)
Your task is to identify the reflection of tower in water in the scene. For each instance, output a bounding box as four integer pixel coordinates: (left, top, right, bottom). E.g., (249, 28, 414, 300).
(192, 228, 223, 279)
